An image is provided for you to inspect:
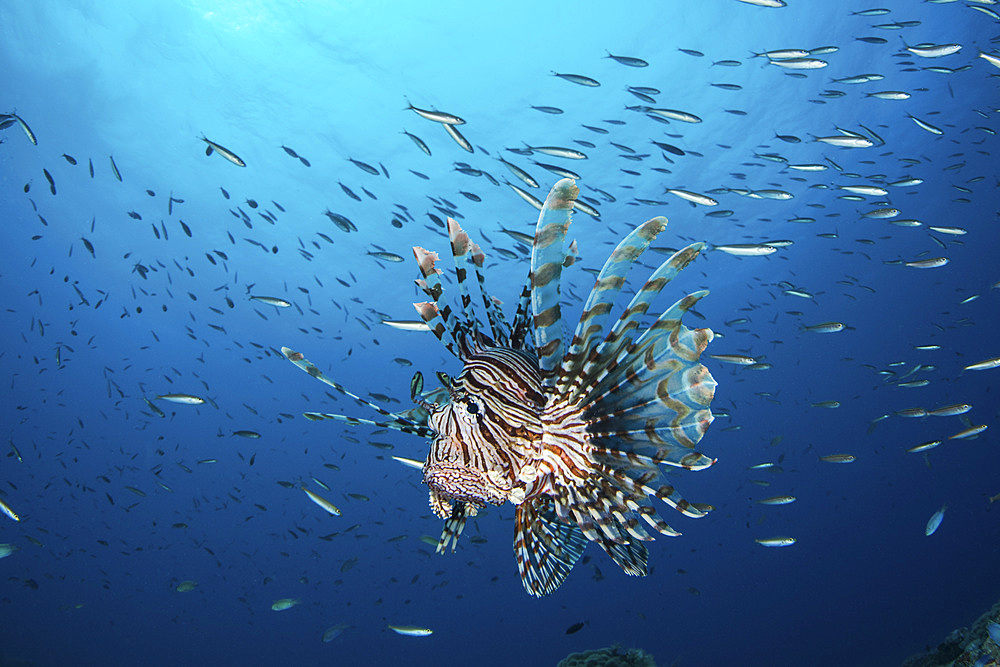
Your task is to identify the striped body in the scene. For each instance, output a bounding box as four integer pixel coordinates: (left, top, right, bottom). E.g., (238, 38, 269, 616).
(283, 179, 717, 596)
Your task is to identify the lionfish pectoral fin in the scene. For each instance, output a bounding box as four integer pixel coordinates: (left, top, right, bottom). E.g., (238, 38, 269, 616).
(436, 502, 470, 554)
(599, 538, 648, 577)
(513, 499, 588, 597)
(281, 347, 431, 437)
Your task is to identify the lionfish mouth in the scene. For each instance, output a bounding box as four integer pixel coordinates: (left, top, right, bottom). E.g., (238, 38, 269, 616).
(423, 463, 509, 507)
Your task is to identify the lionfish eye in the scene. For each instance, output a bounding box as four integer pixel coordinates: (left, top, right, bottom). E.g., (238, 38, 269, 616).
(466, 400, 480, 415)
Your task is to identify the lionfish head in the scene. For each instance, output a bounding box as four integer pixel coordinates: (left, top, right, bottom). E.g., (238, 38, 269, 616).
(422, 345, 545, 517)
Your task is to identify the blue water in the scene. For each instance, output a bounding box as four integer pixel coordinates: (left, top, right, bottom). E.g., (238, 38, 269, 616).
(2, 2, 998, 665)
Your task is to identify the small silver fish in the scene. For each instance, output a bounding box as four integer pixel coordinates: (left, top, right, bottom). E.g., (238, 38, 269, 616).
(815, 135, 873, 148)
(381, 320, 431, 332)
(249, 295, 292, 307)
(757, 495, 796, 505)
(949, 425, 987, 440)
(906, 440, 942, 454)
(755, 536, 796, 547)
(387, 624, 433, 637)
(924, 504, 946, 536)
(552, 71, 600, 86)
(391, 455, 425, 470)
(199, 135, 246, 167)
(406, 103, 465, 125)
(156, 393, 205, 405)
(302, 486, 341, 516)
(819, 454, 856, 463)
(713, 243, 777, 256)
(801, 322, 845, 333)
(904, 257, 948, 269)
(709, 354, 757, 365)
(666, 188, 717, 206)
(368, 251, 405, 263)
(964, 357, 1000, 371)
(926, 404, 972, 417)
(0, 498, 20, 522)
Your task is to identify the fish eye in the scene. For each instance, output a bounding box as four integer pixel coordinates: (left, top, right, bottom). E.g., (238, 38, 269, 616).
(466, 400, 480, 415)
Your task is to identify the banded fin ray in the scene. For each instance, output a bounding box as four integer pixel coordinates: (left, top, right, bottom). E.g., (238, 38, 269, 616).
(281, 346, 430, 436)
(556, 216, 668, 396)
(530, 178, 578, 387)
(514, 497, 588, 597)
(566, 243, 706, 405)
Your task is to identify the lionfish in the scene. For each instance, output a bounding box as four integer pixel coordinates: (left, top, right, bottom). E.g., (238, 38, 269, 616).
(282, 179, 717, 597)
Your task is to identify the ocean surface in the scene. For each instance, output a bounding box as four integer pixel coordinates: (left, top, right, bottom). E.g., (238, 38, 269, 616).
(1, 1, 999, 666)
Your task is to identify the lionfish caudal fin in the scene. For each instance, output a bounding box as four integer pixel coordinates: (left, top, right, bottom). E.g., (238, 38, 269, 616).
(513, 178, 717, 596)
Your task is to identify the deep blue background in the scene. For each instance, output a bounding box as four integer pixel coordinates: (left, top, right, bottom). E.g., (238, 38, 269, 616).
(1, 1, 998, 665)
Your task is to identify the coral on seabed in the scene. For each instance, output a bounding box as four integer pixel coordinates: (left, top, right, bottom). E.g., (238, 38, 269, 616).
(902, 599, 1000, 667)
(558, 643, 656, 667)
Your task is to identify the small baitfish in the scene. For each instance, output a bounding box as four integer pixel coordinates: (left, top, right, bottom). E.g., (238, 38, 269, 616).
(0, 498, 21, 522)
(155, 393, 205, 405)
(283, 180, 718, 597)
(388, 625, 433, 637)
(271, 598, 300, 611)
(756, 536, 796, 547)
(925, 505, 947, 536)
(199, 135, 246, 167)
(302, 486, 341, 516)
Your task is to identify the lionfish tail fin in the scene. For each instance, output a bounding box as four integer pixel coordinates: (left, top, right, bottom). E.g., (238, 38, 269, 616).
(514, 499, 588, 597)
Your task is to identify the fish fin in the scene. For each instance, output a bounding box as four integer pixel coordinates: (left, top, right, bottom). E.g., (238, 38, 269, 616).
(447, 218, 483, 336)
(514, 498, 588, 597)
(436, 502, 470, 553)
(413, 246, 465, 357)
(281, 347, 432, 436)
(567, 243, 705, 404)
(530, 179, 578, 387)
(556, 216, 669, 396)
(598, 538, 648, 577)
(509, 272, 535, 352)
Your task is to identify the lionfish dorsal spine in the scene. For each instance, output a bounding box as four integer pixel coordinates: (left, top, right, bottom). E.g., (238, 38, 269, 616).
(411, 246, 463, 357)
(529, 178, 578, 387)
(446, 217, 483, 335)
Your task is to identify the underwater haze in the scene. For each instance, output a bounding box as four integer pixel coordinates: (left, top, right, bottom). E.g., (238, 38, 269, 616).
(2, 1, 999, 666)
